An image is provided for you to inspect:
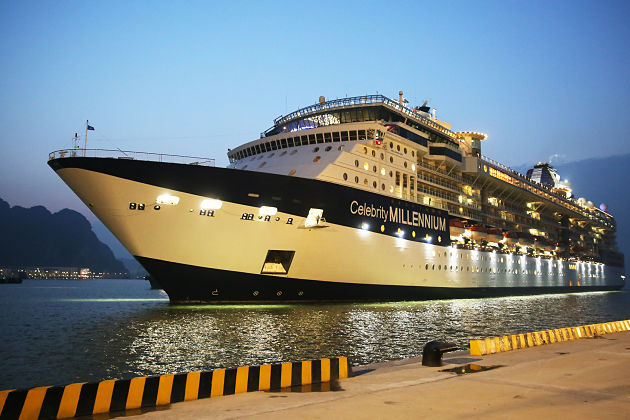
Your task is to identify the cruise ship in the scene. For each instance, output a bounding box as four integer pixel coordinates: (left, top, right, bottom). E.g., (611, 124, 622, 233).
(48, 93, 625, 303)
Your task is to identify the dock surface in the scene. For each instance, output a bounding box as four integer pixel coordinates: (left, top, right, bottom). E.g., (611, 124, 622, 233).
(139, 331, 630, 419)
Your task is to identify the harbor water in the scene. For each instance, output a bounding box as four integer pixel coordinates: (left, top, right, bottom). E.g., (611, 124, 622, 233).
(1, 279, 629, 391)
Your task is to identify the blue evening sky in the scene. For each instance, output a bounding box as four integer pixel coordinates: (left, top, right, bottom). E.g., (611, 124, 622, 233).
(1, 0, 629, 220)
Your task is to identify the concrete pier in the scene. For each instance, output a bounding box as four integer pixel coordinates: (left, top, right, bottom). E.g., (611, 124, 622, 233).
(141, 331, 630, 419)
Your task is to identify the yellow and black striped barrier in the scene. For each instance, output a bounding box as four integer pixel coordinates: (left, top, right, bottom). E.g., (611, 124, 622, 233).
(0, 356, 351, 420)
(470, 320, 630, 356)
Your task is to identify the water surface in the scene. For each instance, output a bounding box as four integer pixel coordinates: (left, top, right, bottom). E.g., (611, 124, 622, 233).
(1, 279, 629, 390)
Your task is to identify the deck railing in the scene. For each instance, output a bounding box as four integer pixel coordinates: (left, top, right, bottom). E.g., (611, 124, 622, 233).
(267, 95, 457, 139)
(48, 149, 215, 167)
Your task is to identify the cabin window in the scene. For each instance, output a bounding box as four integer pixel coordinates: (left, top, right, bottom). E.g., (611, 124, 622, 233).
(349, 131, 358, 141)
(332, 132, 340, 142)
(367, 129, 375, 140)
(316, 133, 324, 143)
(325, 146, 332, 151)
(293, 137, 300, 146)
(341, 131, 349, 141)
(313, 147, 319, 152)
(271, 141, 278, 150)
(255, 145, 262, 154)
(301, 135, 307, 145)
(324, 133, 332, 143)
(280, 138, 287, 148)
(358, 130, 366, 140)
(264, 142, 271, 152)
(308, 134, 316, 144)
(287, 138, 294, 147)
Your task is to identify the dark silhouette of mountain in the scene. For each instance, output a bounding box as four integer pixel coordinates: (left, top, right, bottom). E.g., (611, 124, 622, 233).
(0, 197, 127, 274)
(516, 154, 629, 267)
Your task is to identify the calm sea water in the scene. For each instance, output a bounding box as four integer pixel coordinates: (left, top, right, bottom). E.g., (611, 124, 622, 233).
(1, 279, 629, 390)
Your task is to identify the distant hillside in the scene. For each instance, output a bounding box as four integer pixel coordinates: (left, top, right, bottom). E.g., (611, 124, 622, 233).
(0, 198, 127, 274)
(515, 154, 630, 265)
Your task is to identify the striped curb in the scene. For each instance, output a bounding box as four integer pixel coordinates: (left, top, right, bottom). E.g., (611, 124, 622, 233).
(0, 356, 351, 420)
(470, 319, 630, 356)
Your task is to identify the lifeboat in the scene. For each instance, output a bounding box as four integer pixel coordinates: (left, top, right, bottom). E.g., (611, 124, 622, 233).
(486, 228, 504, 244)
(468, 226, 488, 243)
(449, 220, 466, 239)
(503, 231, 519, 246)
(517, 233, 535, 247)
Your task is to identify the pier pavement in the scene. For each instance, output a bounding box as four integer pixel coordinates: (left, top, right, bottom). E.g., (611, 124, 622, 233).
(138, 330, 630, 419)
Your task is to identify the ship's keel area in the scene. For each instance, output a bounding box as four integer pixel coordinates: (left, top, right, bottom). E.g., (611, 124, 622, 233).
(48, 157, 625, 303)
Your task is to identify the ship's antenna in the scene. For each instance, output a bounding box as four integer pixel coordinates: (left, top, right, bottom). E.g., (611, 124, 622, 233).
(84, 120, 89, 156)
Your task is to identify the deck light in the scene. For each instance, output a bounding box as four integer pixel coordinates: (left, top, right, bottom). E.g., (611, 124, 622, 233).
(201, 199, 223, 210)
(259, 206, 277, 216)
(156, 194, 179, 205)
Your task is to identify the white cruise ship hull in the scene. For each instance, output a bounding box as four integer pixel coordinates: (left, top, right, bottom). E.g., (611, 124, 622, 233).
(48, 156, 625, 303)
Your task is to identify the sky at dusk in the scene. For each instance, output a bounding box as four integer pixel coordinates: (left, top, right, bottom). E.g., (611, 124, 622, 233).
(1, 0, 629, 221)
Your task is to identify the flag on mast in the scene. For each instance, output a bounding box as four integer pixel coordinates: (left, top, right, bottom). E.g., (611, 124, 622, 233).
(87, 125, 95, 131)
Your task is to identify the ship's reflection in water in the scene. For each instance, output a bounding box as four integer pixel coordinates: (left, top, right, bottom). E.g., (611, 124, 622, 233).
(1, 280, 628, 390)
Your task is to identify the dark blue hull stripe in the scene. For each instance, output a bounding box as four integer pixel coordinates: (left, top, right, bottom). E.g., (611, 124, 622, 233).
(136, 256, 623, 304)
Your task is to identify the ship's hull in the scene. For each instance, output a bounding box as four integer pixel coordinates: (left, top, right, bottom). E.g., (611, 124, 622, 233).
(48, 157, 625, 303)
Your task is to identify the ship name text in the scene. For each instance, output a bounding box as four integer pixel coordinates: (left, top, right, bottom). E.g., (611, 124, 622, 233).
(349, 201, 447, 231)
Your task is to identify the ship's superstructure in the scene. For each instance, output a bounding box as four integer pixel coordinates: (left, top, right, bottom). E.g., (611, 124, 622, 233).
(48, 93, 625, 303)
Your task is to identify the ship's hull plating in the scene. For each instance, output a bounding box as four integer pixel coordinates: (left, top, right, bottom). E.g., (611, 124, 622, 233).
(48, 157, 625, 303)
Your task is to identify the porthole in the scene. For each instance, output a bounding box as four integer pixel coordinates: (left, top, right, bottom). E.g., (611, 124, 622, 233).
(371, 150, 376, 157)
(390, 156, 394, 163)
(343, 173, 348, 181)
(364, 178, 368, 185)
(313, 156, 321, 163)
(380, 225, 385, 232)
(258, 155, 263, 160)
(280, 151, 287, 156)
(325, 146, 332, 152)
(242, 165, 248, 169)
(355, 176, 359, 183)
(404, 147, 407, 154)
(313, 147, 319, 152)
(289, 169, 296, 176)
(269, 153, 275, 158)
(404, 161, 408, 168)
(389, 142, 393, 149)
(381, 183, 385, 190)
(412, 151, 415, 157)
(259, 162, 266, 168)
(373, 181, 377, 188)
(154, 205, 160, 210)
(380, 153, 384, 160)
(380, 168, 386, 176)
(363, 146, 368, 154)
(389, 186, 394, 192)
(425, 264, 429, 270)
(389, 170, 393, 177)
(363, 162, 369, 170)
(290, 150, 298, 155)
(432, 264, 435, 270)
(396, 145, 400, 151)
(355, 160, 359, 167)
(372, 165, 377, 172)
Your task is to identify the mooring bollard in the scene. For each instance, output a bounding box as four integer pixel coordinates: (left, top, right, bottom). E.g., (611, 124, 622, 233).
(422, 341, 458, 366)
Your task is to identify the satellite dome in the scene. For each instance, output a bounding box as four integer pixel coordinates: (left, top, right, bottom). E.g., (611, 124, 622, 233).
(600, 203, 608, 212)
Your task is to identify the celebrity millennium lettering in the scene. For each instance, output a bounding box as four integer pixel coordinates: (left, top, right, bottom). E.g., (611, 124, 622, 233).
(48, 91, 626, 303)
(350, 200, 447, 231)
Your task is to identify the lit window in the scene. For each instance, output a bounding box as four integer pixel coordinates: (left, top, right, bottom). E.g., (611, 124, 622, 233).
(138, 203, 145, 210)
(314, 156, 321, 163)
(129, 203, 136, 210)
(363, 162, 369, 170)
